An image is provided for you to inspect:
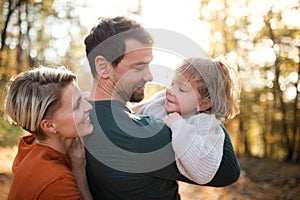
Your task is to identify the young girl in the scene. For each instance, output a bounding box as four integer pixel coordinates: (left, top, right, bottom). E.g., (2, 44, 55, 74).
(134, 57, 240, 184)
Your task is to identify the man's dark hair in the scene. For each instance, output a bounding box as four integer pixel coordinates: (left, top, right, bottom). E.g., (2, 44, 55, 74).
(84, 16, 153, 79)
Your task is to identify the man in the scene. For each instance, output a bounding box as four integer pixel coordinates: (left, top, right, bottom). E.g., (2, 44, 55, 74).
(83, 16, 240, 200)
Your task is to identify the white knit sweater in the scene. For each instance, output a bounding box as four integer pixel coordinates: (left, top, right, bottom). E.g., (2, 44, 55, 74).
(136, 90, 225, 184)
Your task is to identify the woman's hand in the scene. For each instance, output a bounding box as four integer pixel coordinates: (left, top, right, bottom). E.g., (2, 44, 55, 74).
(68, 137, 86, 173)
(68, 137, 93, 200)
(163, 112, 183, 128)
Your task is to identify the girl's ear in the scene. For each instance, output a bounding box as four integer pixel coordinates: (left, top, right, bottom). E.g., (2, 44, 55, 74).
(94, 55, 110, 79)
(198, 99, 212, 112)
(40, 119, 57, 135)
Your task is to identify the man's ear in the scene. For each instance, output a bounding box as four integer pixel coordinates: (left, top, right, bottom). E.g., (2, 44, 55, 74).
(40, 119, 56, 135)
(95, 55, 110, 79)
(198, 99, 212, 112)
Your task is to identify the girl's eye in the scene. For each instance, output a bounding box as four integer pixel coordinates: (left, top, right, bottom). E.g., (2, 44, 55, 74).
(179, 88, 186, 92)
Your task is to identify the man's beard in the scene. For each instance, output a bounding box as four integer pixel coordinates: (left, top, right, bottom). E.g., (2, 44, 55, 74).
(129, 90, 145, 103)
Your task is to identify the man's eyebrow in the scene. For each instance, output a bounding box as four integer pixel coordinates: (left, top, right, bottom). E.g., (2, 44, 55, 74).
(132, 61, 149, 66)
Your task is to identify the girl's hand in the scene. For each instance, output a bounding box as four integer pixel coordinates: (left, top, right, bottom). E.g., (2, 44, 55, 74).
(163, 112, 182, 128)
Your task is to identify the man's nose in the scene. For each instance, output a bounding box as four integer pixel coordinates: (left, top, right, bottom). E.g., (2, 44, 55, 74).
(143, 67, 153, 82)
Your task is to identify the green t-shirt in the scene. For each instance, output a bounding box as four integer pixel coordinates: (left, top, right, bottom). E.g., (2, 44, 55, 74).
(84, 100, 240, 200)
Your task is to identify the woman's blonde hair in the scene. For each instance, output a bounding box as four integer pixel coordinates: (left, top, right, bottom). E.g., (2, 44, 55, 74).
(176, 57, 240, 120)
(4, 66, 76, 139)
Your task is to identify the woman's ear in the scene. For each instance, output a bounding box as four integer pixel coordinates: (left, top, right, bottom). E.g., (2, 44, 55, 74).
(40, 119, 57, 135)
(95, 55, 110, 79)
(198, 99, 212, 112)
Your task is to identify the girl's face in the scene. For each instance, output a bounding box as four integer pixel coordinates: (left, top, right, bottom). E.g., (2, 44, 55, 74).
(51, 82, 93, 138)
(165, 73, 201, 118)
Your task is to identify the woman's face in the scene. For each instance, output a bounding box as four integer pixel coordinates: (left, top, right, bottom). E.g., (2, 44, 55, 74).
(51, 82, 93, 138)
(165, 73, 201, 118)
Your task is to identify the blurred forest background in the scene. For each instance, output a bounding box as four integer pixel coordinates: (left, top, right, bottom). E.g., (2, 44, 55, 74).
(0, 0, 299, 199)
(1, 0, 299, 163)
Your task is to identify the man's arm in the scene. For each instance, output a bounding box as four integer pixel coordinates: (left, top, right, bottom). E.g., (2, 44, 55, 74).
(147, 123, 240, 186)
(204, 126, 240, 186)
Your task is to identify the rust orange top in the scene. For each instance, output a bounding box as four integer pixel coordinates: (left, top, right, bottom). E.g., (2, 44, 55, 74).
(8, 135, 83, 200)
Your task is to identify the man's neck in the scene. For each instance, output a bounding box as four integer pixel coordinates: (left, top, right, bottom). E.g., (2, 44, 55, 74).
(89, 79, 127, 104)
(89, 84, 111, 101)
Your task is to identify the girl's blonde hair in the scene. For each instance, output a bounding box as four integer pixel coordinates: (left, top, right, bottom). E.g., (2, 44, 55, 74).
(4, 66, 76, 139)
(176, 57, 240, 120)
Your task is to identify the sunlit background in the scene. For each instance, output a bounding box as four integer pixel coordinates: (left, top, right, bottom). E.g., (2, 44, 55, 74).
(0, 0, 300, 162)
(0, 0, 300, 199)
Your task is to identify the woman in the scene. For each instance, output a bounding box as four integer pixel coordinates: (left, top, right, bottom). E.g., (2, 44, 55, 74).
(5, 66, 93, 200)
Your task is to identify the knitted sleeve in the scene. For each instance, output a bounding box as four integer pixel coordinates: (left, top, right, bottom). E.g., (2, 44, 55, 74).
(170, 114, 225, 184)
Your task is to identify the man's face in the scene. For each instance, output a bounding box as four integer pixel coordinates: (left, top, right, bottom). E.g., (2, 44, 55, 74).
(112, 39, 153, 102)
